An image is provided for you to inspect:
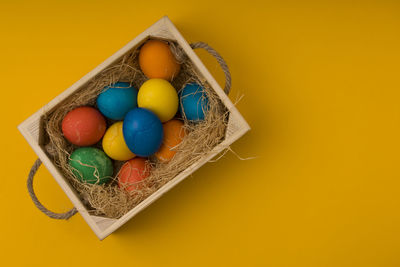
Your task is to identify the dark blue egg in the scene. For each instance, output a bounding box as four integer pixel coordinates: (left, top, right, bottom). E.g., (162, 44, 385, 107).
(123, 108, 163, 157)
(97, 82, 138, 120)
(179, 83, 209, 121)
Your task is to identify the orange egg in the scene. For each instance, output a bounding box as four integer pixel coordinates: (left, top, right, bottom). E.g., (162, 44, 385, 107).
(155, 120, 185, 162)
(139, 39, 181, 81)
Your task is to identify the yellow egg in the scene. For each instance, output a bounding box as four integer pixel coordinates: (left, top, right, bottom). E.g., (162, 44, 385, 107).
(102, 122, 135, 161)
(138, 79, 179, 122)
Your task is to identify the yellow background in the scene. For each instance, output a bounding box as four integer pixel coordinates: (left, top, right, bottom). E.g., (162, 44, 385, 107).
(1, 0, 400, 266)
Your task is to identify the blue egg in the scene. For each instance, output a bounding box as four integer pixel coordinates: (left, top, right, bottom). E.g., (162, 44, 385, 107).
(179, 83, 209, 121)
(123, 108, 163, 157)
(97, 82, 138, 120)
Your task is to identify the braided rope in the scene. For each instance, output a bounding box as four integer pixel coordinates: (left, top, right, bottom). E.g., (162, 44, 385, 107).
(190, 42, 232, 95)
(27, 159, 77, 220)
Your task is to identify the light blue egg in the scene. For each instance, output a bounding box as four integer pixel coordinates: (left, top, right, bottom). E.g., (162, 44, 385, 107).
(123, 108, 163, 157)
(97, 82, 138, 120)
(179, 83, 209, 121)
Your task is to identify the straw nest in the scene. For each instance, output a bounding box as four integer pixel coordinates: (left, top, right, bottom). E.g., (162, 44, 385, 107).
(42, 39, 228, 219)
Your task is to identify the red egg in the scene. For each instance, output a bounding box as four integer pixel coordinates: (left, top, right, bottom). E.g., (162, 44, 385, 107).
(118, 158, 151, 192)
(62, 106, 106, 146)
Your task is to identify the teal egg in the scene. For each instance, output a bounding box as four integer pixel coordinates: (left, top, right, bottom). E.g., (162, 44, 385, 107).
(69, 147, 113, 184)
(96, 82, 138, 120)
(179, 83, 209, 121)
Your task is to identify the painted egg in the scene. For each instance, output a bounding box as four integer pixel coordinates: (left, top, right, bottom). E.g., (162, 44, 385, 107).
(139, 39, 180, 81)
(155, 120, 185, 162)
(138, 79, 178, 122)
(122, 108, 163, 157)
(62, 106, 106, 146)
(102, 122, 135, 161)
(69, 147, 113, 184)
(118, 158, 151, 192)
(179, 83, 209, 121)
(96, 82, 138, 120)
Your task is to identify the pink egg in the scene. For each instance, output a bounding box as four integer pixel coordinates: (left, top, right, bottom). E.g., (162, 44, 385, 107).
(118, 158, 151, 192)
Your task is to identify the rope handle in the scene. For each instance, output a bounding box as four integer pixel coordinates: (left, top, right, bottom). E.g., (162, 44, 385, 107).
(27, 42, 231, 220)
(190, 42, 231, 95)
(27, 159, 77, 219)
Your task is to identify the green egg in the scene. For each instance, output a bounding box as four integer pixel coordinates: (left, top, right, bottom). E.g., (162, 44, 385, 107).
(69, 147, 113, 184)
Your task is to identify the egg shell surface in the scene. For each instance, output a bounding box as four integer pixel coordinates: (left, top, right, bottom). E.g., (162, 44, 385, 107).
(139, 39, 181, 81)
(69, 147, 113, 184)
(96, 82, 138, 120)
(102, 121, 135, 161)
(179, 83, 209, 122)
(122, 108, 163, 157)
(155, 120, 186, 162)
(62, 106, 106, 146)
(138, 79, 178, 122)
(118, 158, 151, 192)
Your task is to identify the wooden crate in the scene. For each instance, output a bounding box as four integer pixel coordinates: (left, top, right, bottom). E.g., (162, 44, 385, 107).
(18, 16, 250, 240)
